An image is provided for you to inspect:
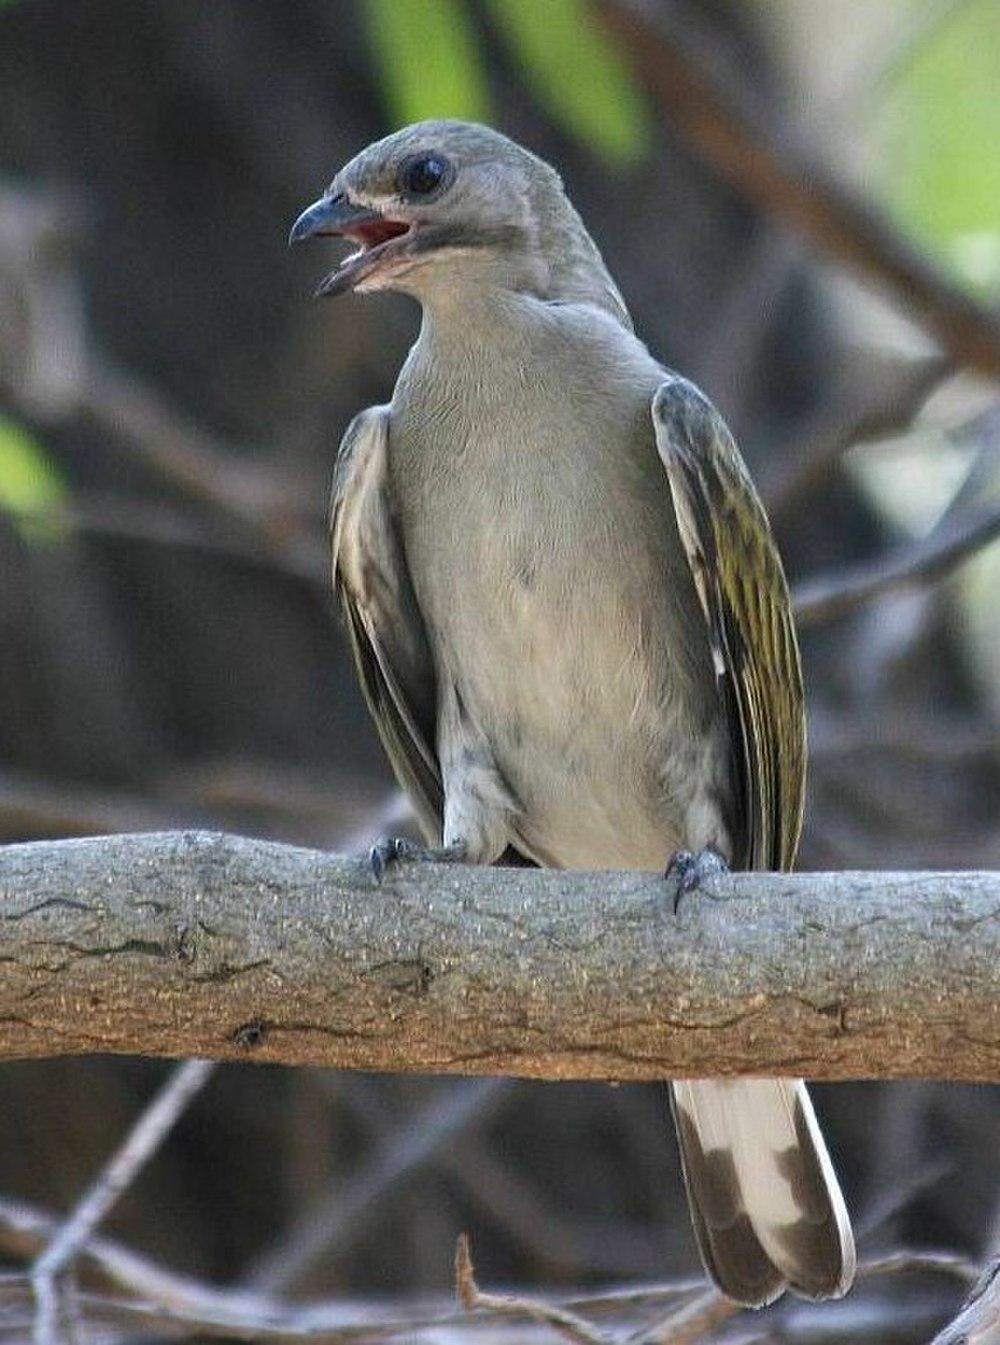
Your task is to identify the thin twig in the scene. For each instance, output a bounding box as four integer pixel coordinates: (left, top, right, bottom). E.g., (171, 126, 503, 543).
(792, 501, 1000, 627)
(441, 1136, 667, 1278)
(597, 0, 1000, 381)
(31, 1058, 216, 1344)
(824, 0, 974, 124)
(762, 354, 951, 521)
(245, 1078, 514, 1292)
(0, 1197, 413, 1340)
(83, 359, 315, 537)
(455, 1234, 612, 1345)
(928, 1252, 1000, 1344)
(0, 1204, 696, 1343)
(52, 492, 327, 588)
(857, 1250, 978, 1282)
(0, 1201, 982, 1345)
(625, 1286, 736, 1345)
(561, 1282, 709, 1317)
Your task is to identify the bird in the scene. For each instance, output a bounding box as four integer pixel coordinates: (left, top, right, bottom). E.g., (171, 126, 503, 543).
(289, 119, 855, 1309)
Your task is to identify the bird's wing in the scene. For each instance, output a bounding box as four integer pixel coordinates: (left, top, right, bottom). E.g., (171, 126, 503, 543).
(651, 375, 805, 871)
(331, 406, 443, 841)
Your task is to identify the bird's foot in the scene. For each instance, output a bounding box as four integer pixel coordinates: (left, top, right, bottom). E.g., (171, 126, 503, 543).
(369, 837, 467, 884)
(665, 848, 729, 913)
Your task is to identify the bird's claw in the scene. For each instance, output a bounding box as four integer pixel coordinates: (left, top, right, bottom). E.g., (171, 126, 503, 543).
(666, 848, 729, 913)
(369, 836, 468, 883)
(369, 836, 424, 883)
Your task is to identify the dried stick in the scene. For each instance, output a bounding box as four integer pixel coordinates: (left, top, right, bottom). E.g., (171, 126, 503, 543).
(0, 1198, 982, 1345)
(82, 359, 314, 539)
(792, 500, 1000, 627)
(30, 1058, 216, 1343)
(857, 1250, 978, 1283)
(624, 1286, 736, 1345)
(762, 354, 951, 521)
(246, 1078, 513, 1292)
(0, 1195, 418, 1340)
(60, 492, 326, 588)
(455, 1234, 611, 1345)
(928, 1253, 1000, 1344)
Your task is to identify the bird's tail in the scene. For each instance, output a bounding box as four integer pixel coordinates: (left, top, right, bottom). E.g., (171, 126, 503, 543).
(670, 1077, 855, 1308)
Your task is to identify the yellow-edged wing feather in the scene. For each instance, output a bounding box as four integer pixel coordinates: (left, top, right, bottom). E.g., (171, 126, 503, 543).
(652, 376, 805, 871)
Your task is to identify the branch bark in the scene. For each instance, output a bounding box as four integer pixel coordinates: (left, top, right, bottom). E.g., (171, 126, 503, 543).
(0, 831, 998, 1081)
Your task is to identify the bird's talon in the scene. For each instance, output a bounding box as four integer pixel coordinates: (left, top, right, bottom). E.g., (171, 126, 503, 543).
(369, 837, 467, 883)
(666, 848, 728, 912)
(369, 836, 420, 883)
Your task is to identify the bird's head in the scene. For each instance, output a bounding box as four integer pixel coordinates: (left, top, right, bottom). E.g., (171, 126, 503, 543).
(289, 120, 628, 321)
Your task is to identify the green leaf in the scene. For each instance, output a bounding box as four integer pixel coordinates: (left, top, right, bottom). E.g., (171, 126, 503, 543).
(484, 0, 652, 166)
(361, 0, 492, 127)
(0, 414, 69, 543)
(882, 0, 1000, 295)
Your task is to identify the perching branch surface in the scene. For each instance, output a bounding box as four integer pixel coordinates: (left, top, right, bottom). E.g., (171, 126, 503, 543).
(0, 830, 998, 1080)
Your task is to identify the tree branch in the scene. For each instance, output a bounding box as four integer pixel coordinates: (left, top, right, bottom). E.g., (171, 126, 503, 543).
(761, 353, 951, 522)
(792, 500, 1000, 626)
(1, 831, 999, 1080)
(597, 0, 1000, 382)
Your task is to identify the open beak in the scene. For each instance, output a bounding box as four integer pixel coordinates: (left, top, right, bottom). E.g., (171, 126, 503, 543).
(289, 192, 411, 297)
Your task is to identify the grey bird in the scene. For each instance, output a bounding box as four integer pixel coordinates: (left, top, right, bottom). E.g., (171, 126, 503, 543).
(290, 120, 855, 1308)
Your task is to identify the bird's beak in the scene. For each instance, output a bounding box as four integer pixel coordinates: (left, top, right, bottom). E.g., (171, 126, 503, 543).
(288, 193, 379, 246)
(289, 191, 413, 297)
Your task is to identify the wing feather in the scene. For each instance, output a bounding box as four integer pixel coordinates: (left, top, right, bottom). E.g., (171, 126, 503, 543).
(651, 376, 805, 871)
(331, 407, 443, 841)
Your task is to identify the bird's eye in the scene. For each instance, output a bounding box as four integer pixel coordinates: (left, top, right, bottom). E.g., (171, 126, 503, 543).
(399, 153, 451, 198)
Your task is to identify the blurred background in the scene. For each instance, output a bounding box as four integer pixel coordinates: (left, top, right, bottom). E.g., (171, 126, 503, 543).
(1, 0, 999, 1340)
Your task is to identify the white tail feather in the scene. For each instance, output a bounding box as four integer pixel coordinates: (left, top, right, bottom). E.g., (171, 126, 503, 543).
(672, 1077, 855, 1304)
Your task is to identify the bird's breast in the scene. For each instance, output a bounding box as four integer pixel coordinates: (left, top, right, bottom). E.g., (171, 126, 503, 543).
(387, 337, 724, 869)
